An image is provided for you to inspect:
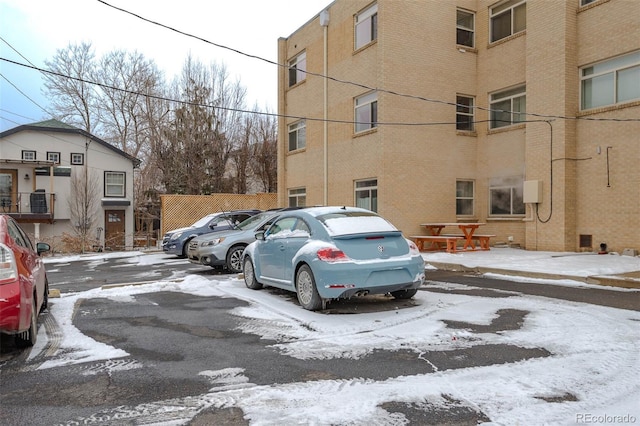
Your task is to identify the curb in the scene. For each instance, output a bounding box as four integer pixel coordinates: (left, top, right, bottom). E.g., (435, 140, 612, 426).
(427, 262, 640, 289)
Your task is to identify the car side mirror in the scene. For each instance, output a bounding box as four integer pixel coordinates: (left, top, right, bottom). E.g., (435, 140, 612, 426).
(36, 242, 50, 255)
(255, 231, 265, 241)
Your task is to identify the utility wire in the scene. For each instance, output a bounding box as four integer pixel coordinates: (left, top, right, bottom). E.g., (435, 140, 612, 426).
(0, 36, 56, 118)
(3, 57, 639, 128)
(96, 0, 640, 124)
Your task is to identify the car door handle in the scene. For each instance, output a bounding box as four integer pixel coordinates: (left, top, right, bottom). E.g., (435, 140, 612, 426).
(279, 245, 285, 251)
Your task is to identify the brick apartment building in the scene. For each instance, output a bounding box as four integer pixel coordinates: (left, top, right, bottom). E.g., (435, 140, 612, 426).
(276, 0, 639, 253)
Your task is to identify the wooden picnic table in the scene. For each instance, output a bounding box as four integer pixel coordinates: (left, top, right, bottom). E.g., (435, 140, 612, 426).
(420, 223, 488, 251)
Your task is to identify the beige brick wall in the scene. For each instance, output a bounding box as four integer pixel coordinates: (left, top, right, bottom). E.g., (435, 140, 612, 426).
(278, 0, 640, 253)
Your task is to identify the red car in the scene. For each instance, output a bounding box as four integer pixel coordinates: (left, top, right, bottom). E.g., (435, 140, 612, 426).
(0, 214, 50, 347)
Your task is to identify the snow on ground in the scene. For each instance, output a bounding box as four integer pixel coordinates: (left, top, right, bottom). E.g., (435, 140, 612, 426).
(37, 248, 640, 425)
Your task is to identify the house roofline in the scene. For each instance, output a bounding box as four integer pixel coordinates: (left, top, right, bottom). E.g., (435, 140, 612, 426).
(0, 120, 141, 168)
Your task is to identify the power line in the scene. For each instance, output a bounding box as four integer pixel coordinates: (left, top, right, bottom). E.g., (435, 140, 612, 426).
(0, 36, 56, 119)
(96, 0, 640, 124)
(3, 57, 639, 128)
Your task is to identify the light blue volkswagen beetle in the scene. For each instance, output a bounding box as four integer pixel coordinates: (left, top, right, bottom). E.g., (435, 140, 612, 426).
(242, 206, 426, 311)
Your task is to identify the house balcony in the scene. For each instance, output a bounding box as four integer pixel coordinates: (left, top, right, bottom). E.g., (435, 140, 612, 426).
(0, 191, 55, 224)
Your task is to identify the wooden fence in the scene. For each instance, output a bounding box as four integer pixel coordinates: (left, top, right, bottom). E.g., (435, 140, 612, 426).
(160, 193, 278, 236)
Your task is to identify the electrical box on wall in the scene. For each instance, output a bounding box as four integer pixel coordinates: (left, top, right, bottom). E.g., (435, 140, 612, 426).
(523, 180, 543, 204)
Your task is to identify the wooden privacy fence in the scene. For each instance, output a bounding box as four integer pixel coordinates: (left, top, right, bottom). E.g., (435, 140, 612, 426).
(160, 193, 278, 236)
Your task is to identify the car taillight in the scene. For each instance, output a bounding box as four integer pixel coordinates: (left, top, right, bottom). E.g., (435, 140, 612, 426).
(0, 243, 18, 284)
(317, 247, 351, 263)
(407, 239, 421, 256)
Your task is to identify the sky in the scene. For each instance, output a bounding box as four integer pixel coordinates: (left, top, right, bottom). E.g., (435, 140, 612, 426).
(31, 248, 640, 424)
(0, 0, 332, 132)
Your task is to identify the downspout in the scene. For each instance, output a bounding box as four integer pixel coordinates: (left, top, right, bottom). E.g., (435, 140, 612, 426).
(320, 9, 330, 206)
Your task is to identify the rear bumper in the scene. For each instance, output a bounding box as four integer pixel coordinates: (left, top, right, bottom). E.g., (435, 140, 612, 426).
(0, 281, 29, 334)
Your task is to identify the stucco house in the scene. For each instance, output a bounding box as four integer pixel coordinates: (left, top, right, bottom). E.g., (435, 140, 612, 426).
(0, 119, 140, 250)
(277, 0, 640, 253)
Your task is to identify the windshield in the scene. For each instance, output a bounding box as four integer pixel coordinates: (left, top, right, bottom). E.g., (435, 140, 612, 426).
(238, 212, 271, 230)
(191, 214, 218, 228)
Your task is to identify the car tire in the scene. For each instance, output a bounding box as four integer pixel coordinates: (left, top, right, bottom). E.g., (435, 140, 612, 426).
(226, 246, 246, 274)
(180, 239, 191, 258)
(16, 297, 38, 348)
(243, 257, 263, 290)
(296, 264, 323, 311)
(391, 288, 418, 299)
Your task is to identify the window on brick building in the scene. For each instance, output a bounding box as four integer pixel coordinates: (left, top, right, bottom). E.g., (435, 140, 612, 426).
(456, 180, 474, 216)
(355, 91, 378, 133)
(288, 120, 306, 151)
(490, 85, 526, 129)
(489, 176, 525, 216)
(456, 9, 475, 48)
(456, 95, 475, 131)
(288, 188, 306, 207)
(490, 0, 526, 43)
(355, 3, 377, 50)
(355, 179, 378, 212)
(288, 51, 306, 87)
(580, 50, 640, 110)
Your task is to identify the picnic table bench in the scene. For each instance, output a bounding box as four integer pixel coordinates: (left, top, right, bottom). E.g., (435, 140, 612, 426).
(410, 235, 464, 253)
(442, 234, 496, 251)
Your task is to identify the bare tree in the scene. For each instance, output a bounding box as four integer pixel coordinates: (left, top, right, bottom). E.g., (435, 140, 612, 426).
(230, 112, 253, 194)
(96, 50, 164, 158)
(43, 42, 99, 133)
(68, 167, 101, 253)
(251, 109, 278, 193)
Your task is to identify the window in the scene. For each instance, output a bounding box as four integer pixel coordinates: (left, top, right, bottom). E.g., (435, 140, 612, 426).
(71, 153, 84, 165)
(457, 9, 475, 48)
(288, 51, 306, 87)
(489, 177, 525, 216)
(22, 150, 36, 161)
(456, 180, 474, 216)
(355, 3, 378, 50)
(288, 120, 306, 151)
(288, 188, 306, 207)
(490, 85, 526, 129)
(35, 166, 71, 177)
(490, 0, 526, 43)
(580, 51, 640, 110)
(355, 179, 378, 212)
(355, 91, 378, 133)
(47, 152, 61, 164)
(581, 0, 597, 5)
(105, 172, 125, 197)
(456, 95, 475, 131)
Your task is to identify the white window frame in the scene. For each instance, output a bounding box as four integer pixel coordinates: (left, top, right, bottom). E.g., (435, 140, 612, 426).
(288, 120, 306, 151)
(355, 179, 378, 212)
(46, 151, 60, 164)
(490, 85, 526, 129)
(288, 51, 306, 87)
(456, 95, 475, 131)
(355, 3, 378, 50)
(456, 180, 475, 216)
(355, 91, 378, 133)
(70, 153, 84, 165)
(105, 171, 125, 197)
(490, 0, 526, 43)
(580, 50, 640, 110)
(456, 9, 475, 48)
(22, 150, 36, 161)
(288, 187, 306, 207)
(489, 177, 525, 216)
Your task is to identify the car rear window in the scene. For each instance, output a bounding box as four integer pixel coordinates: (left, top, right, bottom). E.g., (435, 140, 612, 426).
(317, 212, 397, 236)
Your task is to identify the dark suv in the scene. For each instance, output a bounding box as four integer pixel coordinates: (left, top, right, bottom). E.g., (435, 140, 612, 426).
(162, 210, 261, 257)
